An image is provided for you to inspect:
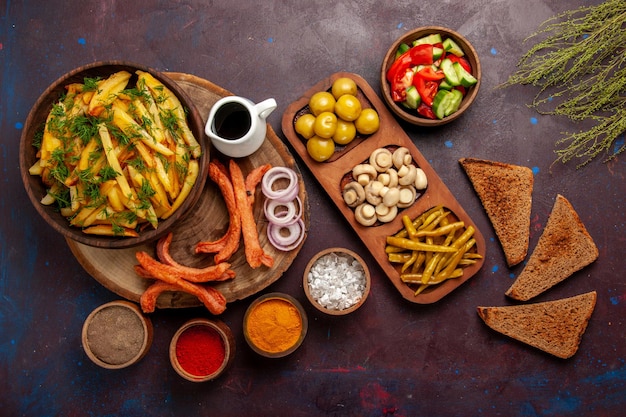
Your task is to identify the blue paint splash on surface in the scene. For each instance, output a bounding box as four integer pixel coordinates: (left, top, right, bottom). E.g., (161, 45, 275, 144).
(78, 37, 86, 45)
(491, 265, 499, 273)
(267, 37, 274, 43)
(397, 22, 404, 29)
(490, 47, 497, 55)
(532, 166, 540, 175)
(15, 122, 23, 129)
(610, 296, 619, 305)
(613, 135, 624, 155)
(530, 117, 538, 125)
(444, 140, 453, 148)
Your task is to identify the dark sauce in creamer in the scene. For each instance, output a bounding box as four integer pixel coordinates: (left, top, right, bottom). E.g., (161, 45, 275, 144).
(213, 103, 252, 140)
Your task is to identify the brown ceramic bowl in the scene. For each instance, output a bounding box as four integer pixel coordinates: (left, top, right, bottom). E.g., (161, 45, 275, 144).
(303, 247, 371, 316)
(380, 26, 481, 127)
(169, 318, 236, 382)
(243, 292, 308, 358)
(19, 61, 209, 249)
(82, 300, 153, 369)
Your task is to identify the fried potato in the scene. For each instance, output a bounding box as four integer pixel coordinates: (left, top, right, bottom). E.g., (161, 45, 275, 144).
(28, 70, 202, 238)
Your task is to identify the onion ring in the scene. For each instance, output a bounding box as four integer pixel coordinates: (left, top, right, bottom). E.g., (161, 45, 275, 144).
(267, 218, 306, 251)
(261, 166, 299, 202)
(263, 196, 302, 225)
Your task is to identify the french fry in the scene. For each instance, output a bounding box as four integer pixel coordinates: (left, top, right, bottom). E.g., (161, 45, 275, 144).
(136, 70, 202, 158)
(161, 159, 198, 219)
(83, 224, 139, 237)
(98, 123, 133, 199)
(88, 70, 131, 116)
(111, 102, 174, 156)
(30, 70, 201, 238)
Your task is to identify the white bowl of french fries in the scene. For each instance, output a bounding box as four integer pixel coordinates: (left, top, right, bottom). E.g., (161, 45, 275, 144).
(19, 61, 209, 248)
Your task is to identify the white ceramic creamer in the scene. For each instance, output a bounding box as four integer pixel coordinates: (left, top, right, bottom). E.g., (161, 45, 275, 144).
(205, 96, 277, 158)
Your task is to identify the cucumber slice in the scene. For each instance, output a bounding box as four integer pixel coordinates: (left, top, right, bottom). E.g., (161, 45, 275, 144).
(432, 90, 454, 119)
(395, 42, 411, 59)
(440, 58, 460, 86)
(442, 38, 464, 57)
(445, 89, 464, 116)
(433, 46, 444, 60)
(404, 86, 421, 109)
(452, 62, 478, 87)
(413, 33, 443, 46)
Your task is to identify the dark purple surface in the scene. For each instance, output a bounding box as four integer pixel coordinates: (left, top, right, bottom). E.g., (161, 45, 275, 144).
(1, 1, 624, 416)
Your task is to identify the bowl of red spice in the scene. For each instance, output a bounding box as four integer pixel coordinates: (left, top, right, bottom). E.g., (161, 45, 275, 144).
(243, 292, 308, 358)
(170, 318, 235, 382)
(303, 247, 371, 316)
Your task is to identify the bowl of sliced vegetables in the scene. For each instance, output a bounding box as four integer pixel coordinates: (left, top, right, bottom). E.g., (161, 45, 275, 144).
(381, 26, 481, 126)
(19, 61, 209, 248)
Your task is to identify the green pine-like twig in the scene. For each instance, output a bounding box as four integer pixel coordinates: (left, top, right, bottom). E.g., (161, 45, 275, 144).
(500, 0, 626, 167)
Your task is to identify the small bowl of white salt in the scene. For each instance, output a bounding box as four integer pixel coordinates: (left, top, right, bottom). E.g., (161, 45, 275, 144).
(303, 247, 371, 315)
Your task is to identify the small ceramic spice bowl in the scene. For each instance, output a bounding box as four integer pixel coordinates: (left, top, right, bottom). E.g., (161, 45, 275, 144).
(170, 318, 235, 382)
(243, 292, 308, 358)
(303, 247, 371, 315)
(82, 300, 153, 369)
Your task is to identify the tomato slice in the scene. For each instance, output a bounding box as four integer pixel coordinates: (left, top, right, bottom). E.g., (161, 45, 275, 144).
(447, 55, 472, 73)
(417, 102, 436, 119)
(417, 66, 445, 81)
(414, 75, 439, 107)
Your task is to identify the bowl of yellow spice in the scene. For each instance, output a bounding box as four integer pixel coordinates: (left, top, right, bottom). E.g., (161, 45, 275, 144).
(243, 292, 308, 358)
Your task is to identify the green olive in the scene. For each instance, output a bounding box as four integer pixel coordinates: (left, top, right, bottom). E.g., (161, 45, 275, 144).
(294, 113, 316, 139)
(313, 111, 337, 139)
(355, 108, 380, 135)
(308, 91, 336, 116)
(332, 119, 356, 145)
(306, 135, 335, 162)
(334, 94, 362, 122)
(331, 77, 358, 99)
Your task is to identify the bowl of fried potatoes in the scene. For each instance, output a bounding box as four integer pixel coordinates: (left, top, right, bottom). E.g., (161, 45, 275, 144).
(19, 61, 209, 249)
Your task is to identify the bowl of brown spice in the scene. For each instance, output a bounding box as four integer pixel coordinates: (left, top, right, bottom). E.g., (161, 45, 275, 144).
(81, 300, 153, 369)
(243, 293, 308, 358)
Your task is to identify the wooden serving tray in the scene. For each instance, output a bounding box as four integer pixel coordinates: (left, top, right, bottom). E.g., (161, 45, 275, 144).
(281, 72, 485, 304)
(67, 73, 309, 309)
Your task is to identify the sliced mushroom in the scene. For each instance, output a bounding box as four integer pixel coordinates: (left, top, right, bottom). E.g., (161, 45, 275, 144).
(376, 204, 398, 223)
(352, 164, 377, 186)
(392, 147, 412, 169)
(369, 148, 393, 172)
(342, 181, 365, 208)
(364, 180, 384, 205)
(398, 164, 418, 186)
(397, 185, 417, 208)
(354, 203, 377, 226)
(382, 187, 400, 207)
(414, 167, 428, 190)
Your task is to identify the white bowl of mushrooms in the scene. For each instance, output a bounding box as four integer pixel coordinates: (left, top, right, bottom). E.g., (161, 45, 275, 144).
(342, 146, 427, 226)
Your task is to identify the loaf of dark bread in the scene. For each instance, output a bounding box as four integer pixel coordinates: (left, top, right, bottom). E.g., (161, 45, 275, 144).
(477, 291, 596, 359)
(505, 194, 598, 301)
(459, 158, 533, 267)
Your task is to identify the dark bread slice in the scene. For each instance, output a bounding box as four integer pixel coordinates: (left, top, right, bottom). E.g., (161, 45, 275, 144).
(477, 291, 596, 359)
(505, 194, 598, 301)
(459, 158, 533, 267)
